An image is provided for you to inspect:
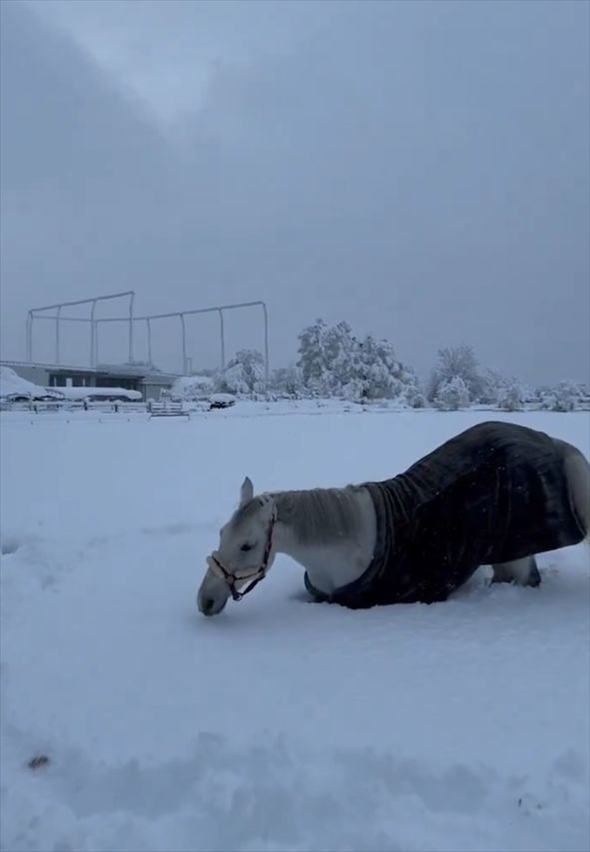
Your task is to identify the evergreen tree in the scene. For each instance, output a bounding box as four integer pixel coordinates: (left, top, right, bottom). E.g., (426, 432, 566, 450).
(216, 349, 265, 395)
(296, 319, 329, 389)
(297, 318, 423, 403)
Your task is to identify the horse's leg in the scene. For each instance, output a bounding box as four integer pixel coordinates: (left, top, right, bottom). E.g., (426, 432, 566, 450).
(492, 555, 541, 587)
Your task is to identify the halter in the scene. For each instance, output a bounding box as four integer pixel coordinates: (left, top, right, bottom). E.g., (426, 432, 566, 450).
(206, 506, 277, 602)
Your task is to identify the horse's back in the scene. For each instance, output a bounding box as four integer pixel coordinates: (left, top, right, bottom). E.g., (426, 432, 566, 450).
(363, 420, 585, 606)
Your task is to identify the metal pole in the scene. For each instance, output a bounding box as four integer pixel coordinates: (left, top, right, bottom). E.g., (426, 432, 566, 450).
(95, 322, 100, 366)
(55, 305, 62, 365)
(179, 313, 187, 374)
(128, 292, 135, 363)
(26, 312, 33, 361)
(218, 308, 225, 370)
(262, 302, 269, 382)
(146, 318, 152, 365)
(90, 298, 97, 367)
(101, 299, 265, 324)
(31, 312, 37, 362)
(34, 316, 93, 322)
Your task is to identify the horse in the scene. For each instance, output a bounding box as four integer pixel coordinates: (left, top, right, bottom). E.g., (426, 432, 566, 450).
(196, 420, 590, 617)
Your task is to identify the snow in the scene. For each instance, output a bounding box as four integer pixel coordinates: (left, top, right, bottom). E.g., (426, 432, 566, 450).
(0, 367, 53, 400)
(170, 375, 214, 399)
(0, 370, 143, 403)
(1, 406, 589, 852)
(209, 392, 236, 407)
(53, 386, 143, 401)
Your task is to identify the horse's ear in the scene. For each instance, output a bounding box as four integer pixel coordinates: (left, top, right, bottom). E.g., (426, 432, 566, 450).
(239, 476, 254, 507)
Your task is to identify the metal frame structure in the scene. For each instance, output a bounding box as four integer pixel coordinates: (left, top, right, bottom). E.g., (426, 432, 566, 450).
(26, 294, 269, 379)
(26, 291, 135, 367)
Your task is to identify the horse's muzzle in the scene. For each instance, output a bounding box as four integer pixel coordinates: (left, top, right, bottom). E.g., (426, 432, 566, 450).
(197, 590, 228, 617)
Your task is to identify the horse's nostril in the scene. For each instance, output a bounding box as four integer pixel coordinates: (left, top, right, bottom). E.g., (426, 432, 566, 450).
(198, 590, 228, 616)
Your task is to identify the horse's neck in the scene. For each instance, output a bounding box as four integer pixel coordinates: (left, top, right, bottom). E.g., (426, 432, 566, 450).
(271, 485, 377, 593)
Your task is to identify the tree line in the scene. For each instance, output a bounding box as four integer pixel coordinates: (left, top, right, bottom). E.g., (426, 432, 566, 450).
(198, 318, 588, 412)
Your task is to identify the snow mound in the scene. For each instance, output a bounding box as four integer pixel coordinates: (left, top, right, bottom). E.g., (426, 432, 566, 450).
(209, 392, 236, 408)
(1, 730, 588, 852)
(0, 367, 52, 400)
(55, 386, 142, 401)
(171, 375, 214, 400)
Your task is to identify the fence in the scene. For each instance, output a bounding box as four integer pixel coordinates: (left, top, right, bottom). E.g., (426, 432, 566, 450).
(0, 398, 225, 416)
(1, 394, 588, 417)
(1, 400, 158, 415)
(148, 400, 189, 418)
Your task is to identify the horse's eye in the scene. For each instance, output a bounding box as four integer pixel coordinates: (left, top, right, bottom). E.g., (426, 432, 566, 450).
(240, 543, 254, 552)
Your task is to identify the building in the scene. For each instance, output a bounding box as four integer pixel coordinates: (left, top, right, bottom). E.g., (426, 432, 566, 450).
(0, 360, 178, 401)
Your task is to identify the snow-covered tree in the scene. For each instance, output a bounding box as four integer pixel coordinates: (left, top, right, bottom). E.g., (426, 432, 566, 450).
(297, 319, 356, 396)
(296, 319, 330, 391)
(322, 321, 358, 396)
(297, 319, 422, 403)
(399, 366, 427, 408)
(341, 334, 392, 401)
(481, 368, 525, 410)
(479, 368, 505, 405)
(497, 378, 525, 412)
(428, 344, 483, 403)
(269, 364, 304, 398)
(433, 376, 471, 411)
(539, 379, 580, 412)
(215, 349, 266, 395)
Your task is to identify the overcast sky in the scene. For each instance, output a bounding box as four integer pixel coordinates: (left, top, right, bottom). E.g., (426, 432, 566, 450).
(1, 0, 588, 384)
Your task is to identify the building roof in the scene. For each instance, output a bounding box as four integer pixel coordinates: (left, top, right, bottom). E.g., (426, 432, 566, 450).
(1, 359, 178, 384)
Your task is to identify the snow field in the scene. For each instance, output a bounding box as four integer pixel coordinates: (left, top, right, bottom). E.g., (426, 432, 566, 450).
(1, 407, 589, 851)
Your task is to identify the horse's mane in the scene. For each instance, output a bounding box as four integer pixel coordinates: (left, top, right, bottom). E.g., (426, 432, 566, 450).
(230, 484, 368, 547)
(272, 485, 367, 546)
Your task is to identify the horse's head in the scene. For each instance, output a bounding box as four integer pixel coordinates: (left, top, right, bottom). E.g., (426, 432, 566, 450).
(197, 476, 277, 616)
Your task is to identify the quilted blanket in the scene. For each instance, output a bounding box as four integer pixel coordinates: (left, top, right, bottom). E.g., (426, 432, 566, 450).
(304, 421, 585, 609)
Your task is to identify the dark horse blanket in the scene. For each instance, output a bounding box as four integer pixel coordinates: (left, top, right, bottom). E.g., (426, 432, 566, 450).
(305, 421, 585, 609)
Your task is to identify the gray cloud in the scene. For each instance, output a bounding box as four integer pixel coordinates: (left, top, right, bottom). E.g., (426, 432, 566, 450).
(2, 0, 588, 383)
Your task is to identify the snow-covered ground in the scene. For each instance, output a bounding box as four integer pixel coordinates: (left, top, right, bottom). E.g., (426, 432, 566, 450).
(1, 406, 589, 852)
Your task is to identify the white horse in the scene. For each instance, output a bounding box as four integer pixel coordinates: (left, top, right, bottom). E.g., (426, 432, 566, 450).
(197, 421, 590, 617)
